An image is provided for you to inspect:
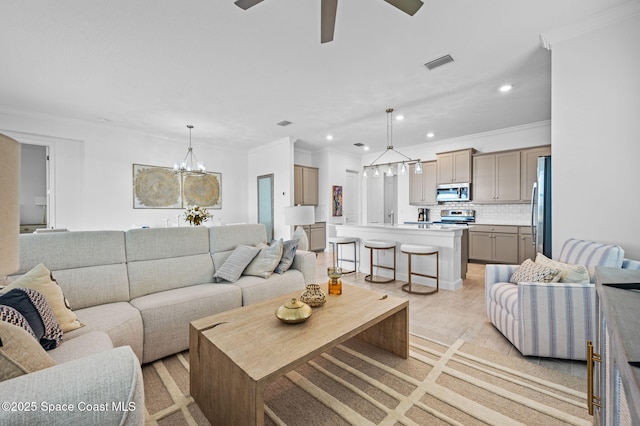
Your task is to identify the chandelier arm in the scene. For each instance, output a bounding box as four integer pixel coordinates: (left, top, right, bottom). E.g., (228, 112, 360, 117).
(367, 149, 392, 167)
(391, 148, 415, 162)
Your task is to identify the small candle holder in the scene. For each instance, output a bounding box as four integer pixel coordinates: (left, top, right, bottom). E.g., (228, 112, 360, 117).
(327, 267, 342, 295)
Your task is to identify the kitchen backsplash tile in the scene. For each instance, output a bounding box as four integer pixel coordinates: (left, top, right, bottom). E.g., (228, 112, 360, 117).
(428, 203, 530, 225)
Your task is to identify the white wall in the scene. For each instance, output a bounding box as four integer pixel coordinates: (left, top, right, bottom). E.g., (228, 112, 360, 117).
(248, 137, 295, 241)
(1, 109, 249, 231)
(549, 10, 640, 258)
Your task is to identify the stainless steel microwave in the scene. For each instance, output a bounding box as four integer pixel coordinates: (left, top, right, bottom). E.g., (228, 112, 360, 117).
(436, 183, 471, 202)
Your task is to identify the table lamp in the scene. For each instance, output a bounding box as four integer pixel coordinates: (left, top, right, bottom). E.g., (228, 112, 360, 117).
(284, 205, 315, 251)
(0, 134, 21, 276)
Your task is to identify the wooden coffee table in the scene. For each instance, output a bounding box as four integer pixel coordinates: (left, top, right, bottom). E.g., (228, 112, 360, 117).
(189, 283, 408, 426)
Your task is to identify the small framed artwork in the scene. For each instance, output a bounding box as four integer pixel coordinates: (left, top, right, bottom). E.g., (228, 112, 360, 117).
(332, 185, 343, 217)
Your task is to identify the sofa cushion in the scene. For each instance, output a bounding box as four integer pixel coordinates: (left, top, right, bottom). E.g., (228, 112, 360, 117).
(0, 320, 56, 382)
(274, 239, 298, 274)
(535, 253, 590, 283)
(509, 259, 560, 284)
(234, 269, 307, 306)
(3, 264, 83, 332)
(0, 288, 63, 350)
(243, 239, 283, 279)
(214, 245, 260, 283)
(130, 283, 242, 363)
(65, 302, 144, 363)
(48, 331, 113, 364)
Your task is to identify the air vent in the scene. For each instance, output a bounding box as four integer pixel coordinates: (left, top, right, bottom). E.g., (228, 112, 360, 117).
(424, 54, 454, 70)
(353, 143, 364, 147)
(276, 120, 293, 127)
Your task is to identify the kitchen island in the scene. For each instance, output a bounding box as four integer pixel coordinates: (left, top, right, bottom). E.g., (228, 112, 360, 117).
(334, 224, 469, 291)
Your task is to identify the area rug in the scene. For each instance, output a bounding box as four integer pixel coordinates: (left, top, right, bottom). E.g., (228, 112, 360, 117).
(143, 333, 591, 425)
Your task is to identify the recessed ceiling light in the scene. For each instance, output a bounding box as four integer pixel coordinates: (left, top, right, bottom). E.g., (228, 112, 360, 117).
(396, 115, 405, 121)
(499, 84, 513, 93)
(426, 132, 435, 138)
(363, 146, 370, 151)
(326, 135, 334, 140)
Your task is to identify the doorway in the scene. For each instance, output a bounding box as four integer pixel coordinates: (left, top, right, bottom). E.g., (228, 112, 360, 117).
(257, 174, 274, 240)
(344, 170, 358, 224)
(20, 143, 49, 230)
(383, 174, 397, 225)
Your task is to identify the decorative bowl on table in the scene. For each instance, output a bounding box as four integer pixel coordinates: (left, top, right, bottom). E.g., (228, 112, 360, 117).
(275, 298, 313, 324)
(300, 284, 326, 307)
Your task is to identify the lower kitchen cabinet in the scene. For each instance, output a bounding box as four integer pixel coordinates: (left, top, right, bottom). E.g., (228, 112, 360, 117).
(469, 225, 519, 264)
(303, 222, 326, 252)
(518, 226, 535, 263)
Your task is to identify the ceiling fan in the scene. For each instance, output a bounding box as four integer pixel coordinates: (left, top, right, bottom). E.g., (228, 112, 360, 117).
(234, 0, 424, 43)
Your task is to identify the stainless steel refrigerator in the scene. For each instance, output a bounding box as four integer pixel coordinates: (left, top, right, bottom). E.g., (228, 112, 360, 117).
(531, 156, 552, 257)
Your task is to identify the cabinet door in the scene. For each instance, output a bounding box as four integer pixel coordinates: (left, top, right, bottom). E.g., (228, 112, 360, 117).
(519, 232, 535, 263)
(422, 161, 437, 204)
(436, 153, 454, 184)
(495, 151, 521, 201)
(408, 163, 424, 204)
(520, 146, 551, 202)
(294, 165, 303, 205)
(452, 150, 472, 182)
(302, 167, 319, 205)
(472, 155, 496, 202)
(469, 232, 493, 261)
(493, 233, 519, 264)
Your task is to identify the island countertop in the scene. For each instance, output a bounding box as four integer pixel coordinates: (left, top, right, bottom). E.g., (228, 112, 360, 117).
(334, 223, 468, 291)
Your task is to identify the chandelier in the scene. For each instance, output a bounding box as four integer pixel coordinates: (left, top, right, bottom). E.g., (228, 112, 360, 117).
(173, 125, 206, 175)
(363, 108, 422, 178)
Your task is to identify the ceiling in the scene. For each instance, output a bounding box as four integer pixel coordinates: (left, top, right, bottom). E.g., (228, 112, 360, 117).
(0, 0, 626, 155)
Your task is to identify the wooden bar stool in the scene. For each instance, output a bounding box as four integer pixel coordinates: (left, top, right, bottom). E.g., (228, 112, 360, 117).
(328, 237, 358, 274)
(363, 240, 396, 283)
(401, 244, 439, 295)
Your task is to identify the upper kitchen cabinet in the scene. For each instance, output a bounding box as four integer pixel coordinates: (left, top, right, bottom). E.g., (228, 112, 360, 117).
(294, 164, 319, 206)
(436, 148, 475, 184)
(520, 145, 551, 202)
(472, 151, 521, 203)
(409, 161, 437, 205)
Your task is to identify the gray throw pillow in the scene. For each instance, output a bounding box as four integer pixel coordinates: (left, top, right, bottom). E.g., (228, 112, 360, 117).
(274, 239, 298, 274)
(213, 245, 260, 283)
(243, 240, 284, 279)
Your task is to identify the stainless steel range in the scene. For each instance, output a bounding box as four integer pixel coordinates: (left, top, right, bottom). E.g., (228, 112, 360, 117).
(434, 209, 475, 225)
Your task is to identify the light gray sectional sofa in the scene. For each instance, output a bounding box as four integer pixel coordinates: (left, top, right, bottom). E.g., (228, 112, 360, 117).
(0, 224, 316, 425)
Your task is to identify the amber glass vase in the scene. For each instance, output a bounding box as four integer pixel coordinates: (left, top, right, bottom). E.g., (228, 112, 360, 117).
(327, 267, 342, 295)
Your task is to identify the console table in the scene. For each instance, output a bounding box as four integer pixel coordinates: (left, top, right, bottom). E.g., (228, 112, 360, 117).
(590, 267, 640, 425)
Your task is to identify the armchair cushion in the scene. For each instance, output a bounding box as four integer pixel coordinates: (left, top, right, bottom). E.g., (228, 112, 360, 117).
(509, 259, 560, 284)
(535, 253, 590, 283)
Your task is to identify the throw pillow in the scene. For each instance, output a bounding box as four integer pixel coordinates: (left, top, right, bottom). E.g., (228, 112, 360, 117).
(0, 288, 63, 350)
(509, 259, 561, 285)
(535, 253, 591, 283)
(274, 239, 298, 274)
(213, 245, 260, 283)
(243, 239, 284, 279)
(0, 320, 56, 382)
(3, 264, 83, 332)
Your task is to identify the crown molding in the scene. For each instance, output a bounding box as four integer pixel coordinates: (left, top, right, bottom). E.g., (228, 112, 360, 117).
(540, 1, 640, 50)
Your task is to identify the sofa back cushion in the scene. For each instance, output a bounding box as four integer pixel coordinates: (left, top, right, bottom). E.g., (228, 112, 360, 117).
(557, 238, 624, 282)
(13, 231, 129, 310)
(209, 224, 267, 270)
(126, 227, 214, 299)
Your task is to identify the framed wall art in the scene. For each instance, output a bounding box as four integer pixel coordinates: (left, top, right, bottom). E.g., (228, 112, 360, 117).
(332, 185, 343, 217)
(133, 164, 222, 209)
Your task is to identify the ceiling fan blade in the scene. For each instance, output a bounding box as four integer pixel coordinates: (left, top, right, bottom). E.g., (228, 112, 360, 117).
(321, 0, 338, 43)
(234, 0, 264, 10)
(384, 0, 423, 16)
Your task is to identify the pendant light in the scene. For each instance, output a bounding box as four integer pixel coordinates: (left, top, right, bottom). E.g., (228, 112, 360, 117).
(173, 125, 206, 175)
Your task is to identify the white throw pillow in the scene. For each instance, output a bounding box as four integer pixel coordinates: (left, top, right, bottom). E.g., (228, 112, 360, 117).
(535, 253, 591, 283)
(509, 259, 560, 284)
(243, 240, 284, 279)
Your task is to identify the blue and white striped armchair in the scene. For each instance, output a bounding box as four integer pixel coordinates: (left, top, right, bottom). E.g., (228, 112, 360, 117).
(485, 238, 625, 360)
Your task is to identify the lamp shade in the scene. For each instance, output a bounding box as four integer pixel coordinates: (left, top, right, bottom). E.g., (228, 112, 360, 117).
(0, 134, 20, 276)
(284, 205, 315, 226)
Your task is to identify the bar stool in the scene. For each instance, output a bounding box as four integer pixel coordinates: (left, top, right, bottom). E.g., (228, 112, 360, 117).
(328, 237, 359, 274)
(401, 244, 439, 295)
(363, 240, 396, 283)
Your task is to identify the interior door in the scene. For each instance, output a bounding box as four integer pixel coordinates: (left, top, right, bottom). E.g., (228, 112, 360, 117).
(383, 174, 398, 224)
(257, 174, 274, 240)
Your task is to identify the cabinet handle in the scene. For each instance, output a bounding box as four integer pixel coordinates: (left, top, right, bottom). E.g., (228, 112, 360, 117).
(587, 340, 602, 415)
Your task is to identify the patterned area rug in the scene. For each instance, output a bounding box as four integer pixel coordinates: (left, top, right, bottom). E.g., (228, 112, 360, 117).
(143, 333, 592, 425)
